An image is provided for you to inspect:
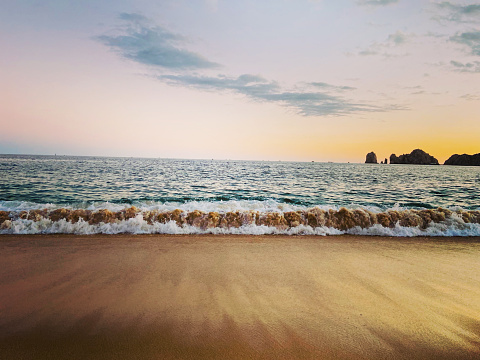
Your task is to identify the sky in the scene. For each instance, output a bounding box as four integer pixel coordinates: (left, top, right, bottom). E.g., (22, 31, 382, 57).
(0, 0, 479, 163)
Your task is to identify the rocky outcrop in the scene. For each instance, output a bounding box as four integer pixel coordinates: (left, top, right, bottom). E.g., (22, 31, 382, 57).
(444, 153, 480, 166)
(390, 149, 439, 165)
(365, 152, 378, 164)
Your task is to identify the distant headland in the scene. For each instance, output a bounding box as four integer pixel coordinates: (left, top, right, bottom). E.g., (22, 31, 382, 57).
(365, 150, 480, 166)
(390, 149, 438, 165)
(444, 153, 480, 166)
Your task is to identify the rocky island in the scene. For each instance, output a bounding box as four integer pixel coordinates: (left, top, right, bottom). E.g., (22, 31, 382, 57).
(365, 152, 378, 164)
(390, 149, 439, 165)
(444, 153, 480, 166)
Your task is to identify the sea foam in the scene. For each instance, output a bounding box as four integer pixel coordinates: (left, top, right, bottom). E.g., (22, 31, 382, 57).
(1, 203, 479, 236)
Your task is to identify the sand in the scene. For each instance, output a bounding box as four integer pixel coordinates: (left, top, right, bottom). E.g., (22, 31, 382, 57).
(0, 234, 479, 359)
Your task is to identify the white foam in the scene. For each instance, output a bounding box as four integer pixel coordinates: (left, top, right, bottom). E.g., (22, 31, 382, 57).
(133, 199, 312, 213)
(0, 201, 58, 212)
(0, 199, 439, 215)
(1, 200, 479, 237)
(2, 216, 479, 237)
(346, 214, 480, 237)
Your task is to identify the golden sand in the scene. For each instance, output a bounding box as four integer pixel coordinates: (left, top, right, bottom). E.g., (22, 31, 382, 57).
(1, 234, 479, 359)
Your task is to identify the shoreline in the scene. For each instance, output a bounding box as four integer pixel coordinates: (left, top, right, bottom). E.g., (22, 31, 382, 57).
(1, 234, 480, 359)
(2, 206, 480, 237)
(1, 233, 480, 242)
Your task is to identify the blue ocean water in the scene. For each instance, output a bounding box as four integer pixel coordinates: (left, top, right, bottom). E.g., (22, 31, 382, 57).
(1, 154, 479, 236)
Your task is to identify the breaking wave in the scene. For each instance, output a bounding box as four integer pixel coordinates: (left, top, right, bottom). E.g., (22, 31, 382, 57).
(1, 202, 480, 236)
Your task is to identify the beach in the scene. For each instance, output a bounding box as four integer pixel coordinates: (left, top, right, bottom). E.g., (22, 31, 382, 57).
(1, 234, 479, 359)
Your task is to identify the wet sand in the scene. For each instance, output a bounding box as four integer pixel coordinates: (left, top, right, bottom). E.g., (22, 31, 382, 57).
(1, 234, 479, 359)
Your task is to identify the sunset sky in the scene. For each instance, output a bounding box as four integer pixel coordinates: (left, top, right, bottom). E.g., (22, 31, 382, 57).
(1, 0, 479, 163)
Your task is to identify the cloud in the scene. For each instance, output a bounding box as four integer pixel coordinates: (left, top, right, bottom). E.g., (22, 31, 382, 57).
(98, 13, 403, 117)
(358, 30, 412, 57)
(358, 0, 399, 6)
(118, 13, 151, 24)
(450, 59, 480, 72)
(96, 13, 219, 70)
(435, 2, 480, 22)
(359, 49, 380, 56)
(308, 82, 357, 91)
(460, 93, 480, 100)
(387, 31, 409, 45)
(158, 74, 401, 116)
(450, 31, 480, 55)
(425, 31, 448, 38)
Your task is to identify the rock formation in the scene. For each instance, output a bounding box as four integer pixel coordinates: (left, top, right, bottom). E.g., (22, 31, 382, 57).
(389, 149, 438, 165)
(384, 158, 388, 164)
(444, 153, 480, 166)
(365, 152, 378, 164)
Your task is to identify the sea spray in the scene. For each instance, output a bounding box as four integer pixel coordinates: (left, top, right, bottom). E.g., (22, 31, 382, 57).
(1, 206, 480, 236)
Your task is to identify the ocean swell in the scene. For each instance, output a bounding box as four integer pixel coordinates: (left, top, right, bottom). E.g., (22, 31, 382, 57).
(1, 206, 480, 236)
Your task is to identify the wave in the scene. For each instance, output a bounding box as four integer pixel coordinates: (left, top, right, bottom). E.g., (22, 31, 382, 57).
(0, 199, 314, 213)
(1, 205, 480, 236)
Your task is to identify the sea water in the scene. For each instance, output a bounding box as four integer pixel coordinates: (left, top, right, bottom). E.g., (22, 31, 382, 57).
(1, 154, 479, 236)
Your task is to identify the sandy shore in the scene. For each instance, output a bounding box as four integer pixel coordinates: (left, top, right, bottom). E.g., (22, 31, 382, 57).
(1, 234, 479, 359)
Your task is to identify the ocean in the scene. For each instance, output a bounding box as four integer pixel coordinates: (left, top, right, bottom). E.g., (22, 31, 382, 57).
(1, 154, 479, 236)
